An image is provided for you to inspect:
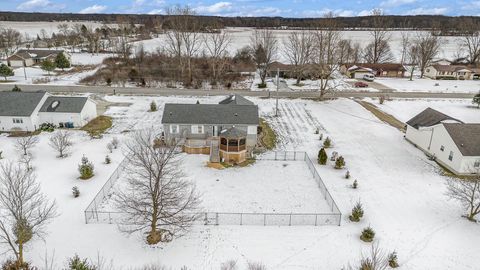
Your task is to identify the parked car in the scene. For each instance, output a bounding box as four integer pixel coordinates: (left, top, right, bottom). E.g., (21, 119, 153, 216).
(363, 74, 375, 81)
(355, 81, 369, 88)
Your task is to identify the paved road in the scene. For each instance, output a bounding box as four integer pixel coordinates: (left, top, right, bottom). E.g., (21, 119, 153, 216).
(0, 84, 475, 99)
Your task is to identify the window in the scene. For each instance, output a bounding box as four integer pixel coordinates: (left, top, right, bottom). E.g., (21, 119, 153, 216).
(448, 151, 454, 161)
(170, 125, 179, 134)
(191, 125, 203, 134)
(440, 145, 444, 151)
(12, 118, 23, 124)
(474, 160, 480, 168)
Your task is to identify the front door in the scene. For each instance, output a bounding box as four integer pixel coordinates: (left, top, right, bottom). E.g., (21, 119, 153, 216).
(213, 126, 218, 137)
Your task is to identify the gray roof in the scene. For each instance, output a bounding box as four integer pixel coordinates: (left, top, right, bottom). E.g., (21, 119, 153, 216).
(162, 103, 259, 125)
(219, 95, 254, 106)
(406, 107, 463, 129)
(220, 127, 247, 138)
(443, 123, 480, 156)
(40, 96, 89, 113)
(0, 91, 46, 116)
(13, 49, 65, 59)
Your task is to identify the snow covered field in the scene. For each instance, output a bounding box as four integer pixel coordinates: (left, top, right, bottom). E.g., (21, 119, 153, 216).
(0, 66, 98, 85)
(376, 77, 480, 93)
(372, 98, 480, 123)
(1, 95, 480, 269)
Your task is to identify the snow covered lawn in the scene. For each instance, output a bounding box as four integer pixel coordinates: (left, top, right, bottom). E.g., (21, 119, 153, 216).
(376, 77, 480, 93)
(0, 95, 479, 269)
(371, 98, 480, 123)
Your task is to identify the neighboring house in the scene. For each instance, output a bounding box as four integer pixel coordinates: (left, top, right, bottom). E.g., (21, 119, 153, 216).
(405, 108, 480, 175)
(0, 91, 97, 132)
(38, 96, 97, 128)
(162, 95, 259, 164)
(341, 63, 406, 78)
(7, 49, 71, 67)
(431, 58, 452, 66)
(424, 65, 474, 80)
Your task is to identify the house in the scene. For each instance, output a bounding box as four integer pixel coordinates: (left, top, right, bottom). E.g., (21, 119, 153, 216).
(267, 61, 317, 79)
(405, 108, 480, 175)
(424, 65, 474, 80)
(7, 49, 70, 67)
(341, 63, 406, 78)
(431, 58, 452, 66)
(161, 95, 259, 164)
(0, 91, 97, 132)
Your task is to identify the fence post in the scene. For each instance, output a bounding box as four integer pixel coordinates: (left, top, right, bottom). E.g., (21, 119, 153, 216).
(264, 214, 266, 226)
(289, 214, 292, 226)
(109, 212, 112, 224)
(315, 215, 318, 226)
(84, 211, 88, 224)
(284, 152, 287, 160)
(204, 213, 208, 225)
(294, 151, 296, 160)
(275, 152, 277, 160)
(215, 213, 219, 226)
(240, 213, 243, 225)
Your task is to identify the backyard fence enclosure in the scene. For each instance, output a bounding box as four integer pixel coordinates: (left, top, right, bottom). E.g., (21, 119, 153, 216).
(84, 151, 342, 226)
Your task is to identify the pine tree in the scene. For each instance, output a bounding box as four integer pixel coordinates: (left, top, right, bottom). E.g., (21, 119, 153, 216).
(318, 148, 328, 165)
(150, 101, 157, 112)
(335, 156, 345, 169)
(473, 92, 480, 108)
(72, 186, 80, 198)
(352, 179, 358, 189)
(55, 52, 70, 70)
(345, 170, 350, 179)
(349, 201, 364, 222)
(0, 63, 14, 81)
(360, 226, 375, 242)
(323, 137, 331, 148)
(11, 85, 21, 92)
(105, 155, 111, 164)
(41, 59, 56, 75)
(388, 251, 399, 268)
(67, 254, 96, 270)
(78, 155, 94, 180)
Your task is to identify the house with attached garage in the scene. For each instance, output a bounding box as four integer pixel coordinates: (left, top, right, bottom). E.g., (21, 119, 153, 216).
(405, 107, 480, 175)
(7, 49, 70, 67)
(161, 95, 259, 164)
(0, 91, 97, 132)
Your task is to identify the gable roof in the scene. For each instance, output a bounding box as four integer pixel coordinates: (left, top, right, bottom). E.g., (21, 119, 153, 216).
(406, 107, 463, 129)
(39, 96, 89, 113)
(0, 91, 46, 116)
(443, 123, 480, 156)
(9, 49, 65, 60)
(220, 127, 247, 138)
(346, 63, 406, 72)
(219, 95, 254, 106)
(162, 103, 259, 125)
(430, 65, 472, 73)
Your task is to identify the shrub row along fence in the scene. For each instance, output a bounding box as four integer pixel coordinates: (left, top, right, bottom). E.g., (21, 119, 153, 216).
(85, 151, 342, 226)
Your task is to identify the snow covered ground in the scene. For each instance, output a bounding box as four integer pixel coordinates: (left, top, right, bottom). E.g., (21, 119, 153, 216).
(1, 66, 98, 85)
(376, 77, 480, 93)
(371, 98, 480, 123)
(1, 95, 479, 269)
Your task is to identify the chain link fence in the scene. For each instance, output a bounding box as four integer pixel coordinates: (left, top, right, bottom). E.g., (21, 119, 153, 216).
(85, 151, 342, 226)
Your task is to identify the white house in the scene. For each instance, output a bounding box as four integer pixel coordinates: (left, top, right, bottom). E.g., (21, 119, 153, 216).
(0, 91, 97, 132)
(424, 65, 474, 80)
(405, 108, 480, 175)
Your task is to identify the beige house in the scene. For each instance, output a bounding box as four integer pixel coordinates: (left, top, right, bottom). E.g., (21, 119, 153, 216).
(7, 49, 70, 67)
(424, 65, 474, 80)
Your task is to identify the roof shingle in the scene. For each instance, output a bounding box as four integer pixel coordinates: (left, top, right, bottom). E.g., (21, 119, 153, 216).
(0, 91, 46, 116)
(406, 107, 463, 129)
(443, 123, 480, 156)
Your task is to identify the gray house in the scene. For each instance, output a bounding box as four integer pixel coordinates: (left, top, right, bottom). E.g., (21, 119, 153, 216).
(161, 95, 259, 164)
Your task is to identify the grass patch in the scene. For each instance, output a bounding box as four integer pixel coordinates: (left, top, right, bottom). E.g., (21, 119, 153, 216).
(356, 100, 406, 132)
(81, 115, 113, 138)
(259, 118, 277, 150)
(7, 130, 41, 137)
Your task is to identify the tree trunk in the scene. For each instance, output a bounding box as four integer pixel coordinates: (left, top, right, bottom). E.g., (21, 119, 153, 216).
(18, 242, 23, 265)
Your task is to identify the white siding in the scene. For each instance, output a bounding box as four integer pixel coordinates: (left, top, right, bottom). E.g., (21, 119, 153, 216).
(405, 125, 434, 151)
(247, 126, 257, 135)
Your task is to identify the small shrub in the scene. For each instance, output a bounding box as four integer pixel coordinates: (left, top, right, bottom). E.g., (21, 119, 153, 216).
(352, 179, 358, 189)
(67, 254, 96, 270)
(323, 137, 331, 148)
(111, 137, 119, 149)
(78, 156, 94, 180)
(318, 148, 328, 165)
(379, 95, 385, 104)
(150, 101, 157, 112)
(345, 170, 350, 179)
(388, 251, 399, 268)
(335, 156, 345, 169)
(39, 122, 55, 132)
(349, 201, 364, 222)
(314, 128, 319, 134)
(0, 151, 3, 159)
(360, 226, 375, 242)
(72, 186, 80, 198)
(319, 133, 323, 140)
(105, 155, 111, 164)
(11, 85, 21, 92)
(1, 259, 32, 270)
(257, 83, 267, 88)
(106, 143, 113, 153)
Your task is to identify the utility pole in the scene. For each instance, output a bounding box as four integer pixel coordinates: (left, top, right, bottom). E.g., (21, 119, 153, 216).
(23, 60, 27, 80)
(275, 68, 279, 117)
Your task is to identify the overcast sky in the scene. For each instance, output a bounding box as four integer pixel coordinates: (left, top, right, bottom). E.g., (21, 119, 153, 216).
(4, 0, 480, 17)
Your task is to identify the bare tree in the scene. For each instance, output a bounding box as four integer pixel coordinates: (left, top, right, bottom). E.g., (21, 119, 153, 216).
(203, 29, 232, 85)
(345, 242, 389, 270)
(15, 135, 39, 156)
(283, 31, 314, 85)
(400, 32, 411, 65)
(446, 172, 480, 221)
(19, 153, 34, 172)
(0, 161, 57, 265)
(49, 130, 73, 158)
(312, 13, 342, 99)
(460, 19, 480, 65)
(364, 9, 393, 63)
(115, 129, 200, 245)
(250, 29, 278, 86)
(0, 28, 22, 59)
(411, 32, 441, 78)
(405, 43, 420, 81)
